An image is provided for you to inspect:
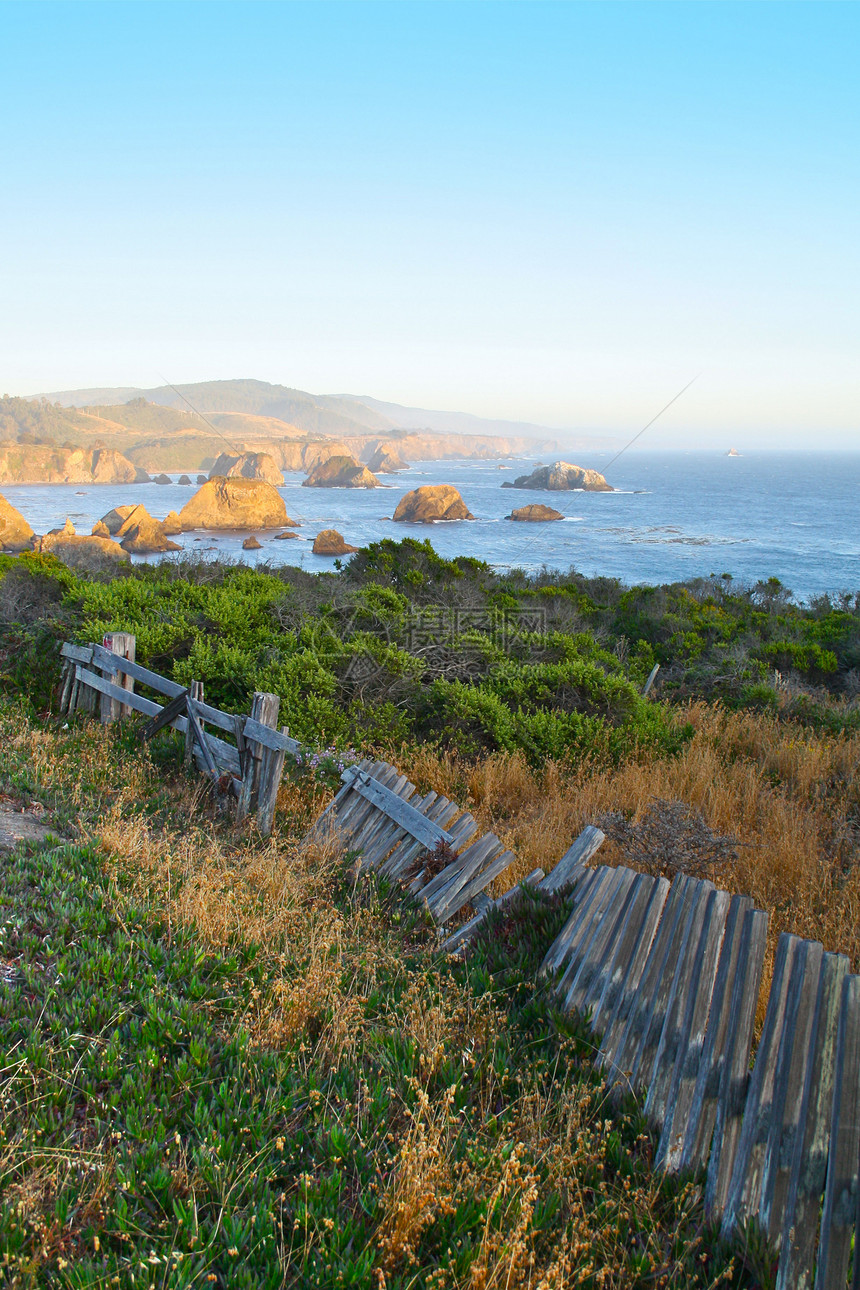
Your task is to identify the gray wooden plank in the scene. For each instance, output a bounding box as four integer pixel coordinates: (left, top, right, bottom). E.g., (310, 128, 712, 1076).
(430, 847, 518, 924)
(550, 867, 626, 989)
(759, 941, 826, 1242)
(348, 770, 453, 849)
(243, 716, 301, 756)
(61, 641, 95, 666)
(814, 974, 860, 1290)
(381, 796, 462, 879)
(422, 833, 504, 918)
(601, 874, 698, 1093)
(670, 894, 754, 1176)
(704, 907, 769, 1218)
(647, 888, 731, 1135)
(775, 951, 849, 1290)
(629, 878, 716, 1096)
(408, 813, 480, 895)
(335, 763, 400, 841)
(88, 642, 185, 698)
(141, 688, 188, 741)
(591, 874, 667, 1039)
(99, 632, 136, 722)
(540, 826, 606, 894)
(350, 774, 411, 850)
(237, 692, 280, 820)
(561, 868, 638, 1016)
(256, 724, 291, 836)
(356, 778, 420, 868)
(720, 932, 805, 1234)
(539, 866, 609, 977)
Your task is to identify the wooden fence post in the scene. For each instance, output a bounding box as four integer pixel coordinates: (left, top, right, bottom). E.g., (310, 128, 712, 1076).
(100, 633, 136, 722)
(185, 681, 204, 765)
(256, 725, 290, 837)
(237, 692, 280, 827)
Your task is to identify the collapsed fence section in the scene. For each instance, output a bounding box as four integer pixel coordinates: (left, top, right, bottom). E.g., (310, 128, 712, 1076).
(59, 636, 300, 835)
(530, 857, 860, 1290)
(304, 757, 607, 930)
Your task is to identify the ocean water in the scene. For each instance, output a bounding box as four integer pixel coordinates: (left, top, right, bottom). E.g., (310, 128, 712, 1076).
(3, 450, 858, 601)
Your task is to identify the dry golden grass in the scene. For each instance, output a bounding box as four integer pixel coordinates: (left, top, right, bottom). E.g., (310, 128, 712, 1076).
(397, 702, 860, 992)
(0, 700, 746, 1285)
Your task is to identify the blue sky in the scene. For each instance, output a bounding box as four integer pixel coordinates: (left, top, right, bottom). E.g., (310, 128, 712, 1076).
(1, 0, 857, 446)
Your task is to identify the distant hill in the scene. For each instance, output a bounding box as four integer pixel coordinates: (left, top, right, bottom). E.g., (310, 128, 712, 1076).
(34, 378, 588, 448)
(39, 380, 391, 439)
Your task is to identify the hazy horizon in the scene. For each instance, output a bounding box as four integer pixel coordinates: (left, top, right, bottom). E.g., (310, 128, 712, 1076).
(2, 1, 858, 449)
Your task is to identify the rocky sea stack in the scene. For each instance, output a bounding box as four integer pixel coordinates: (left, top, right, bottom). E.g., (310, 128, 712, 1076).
(209, 451, 284, 486)
(501, 461, 612, 492)
(392, 485, 474, 523)
(507, 504, 564, 521)
(178, 477, 294, 530)
(364, 443, 408, 473)
(312, 529, 358, 555)
(0, 493, 35, 551)
(303, 455, 380, 488)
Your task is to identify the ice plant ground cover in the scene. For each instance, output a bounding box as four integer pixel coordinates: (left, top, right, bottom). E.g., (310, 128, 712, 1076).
(0, 541, 857, 1284)
(0, 703, 754, 1287)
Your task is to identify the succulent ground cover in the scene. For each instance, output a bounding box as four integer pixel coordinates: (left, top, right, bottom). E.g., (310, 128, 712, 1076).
(0, 705, 754, 1288)
(1, 541, 857, 1286)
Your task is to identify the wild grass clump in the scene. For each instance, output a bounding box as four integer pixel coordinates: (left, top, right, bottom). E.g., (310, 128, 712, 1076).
(0, 699, 753, 1288)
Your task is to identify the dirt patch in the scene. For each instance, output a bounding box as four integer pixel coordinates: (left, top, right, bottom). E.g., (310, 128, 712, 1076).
(0, 807, 65, 853)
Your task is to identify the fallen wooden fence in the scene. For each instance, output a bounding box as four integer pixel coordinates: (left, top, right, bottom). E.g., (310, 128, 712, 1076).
(501, 852, 860, 1289)
(60, 640, 860, 1284)
(59, 636, 300, 835)
(304, 755, 607, 930)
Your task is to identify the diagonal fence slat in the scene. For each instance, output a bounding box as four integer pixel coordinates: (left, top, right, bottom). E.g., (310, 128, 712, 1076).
(664, 893, 754, 1174)
(813, 973, 860, 1290)
(775, 951, 849, 1290)
(645, 887, 731, 1132)
(591, 874, 669, 1040)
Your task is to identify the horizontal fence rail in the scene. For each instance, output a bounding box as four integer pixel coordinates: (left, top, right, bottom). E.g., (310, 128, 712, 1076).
(59, 637, 299, 835)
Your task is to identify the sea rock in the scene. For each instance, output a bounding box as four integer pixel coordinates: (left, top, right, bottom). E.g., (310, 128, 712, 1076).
(196, 474, 208, 484)
(120, 515, 182, 554)
(208, 451, 285, 486)
(47, 517, 76, 537)
(100, 505, 137, 535)
(507, 504, 564, 521)
(501, 461, 612, 492)
(392, 485, 474, 523)
(303, 455, 380, 488)
(178, 477, 294, 530)
(115, 504, 152, 538)
(364, 443, 408, 473)
(91, 520, 111, 537)
(312, 529, 358, 555)
(36, 534, 129, 567)
(162, 510, 182, 536)
(153, 473, 172, 485)
(178, 474, 192, 486)
(0, 493, 35, 551)
(273, 530, 298, 540)
(242, 536, 262, 550)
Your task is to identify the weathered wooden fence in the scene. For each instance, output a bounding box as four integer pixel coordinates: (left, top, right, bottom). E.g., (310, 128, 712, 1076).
(500, 856, 859, 1289)
(59, 637, 860, 1283)
(59, 636, 300, 835)
(314, 767, 860, 1285)
(305, 755, 606, 929)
